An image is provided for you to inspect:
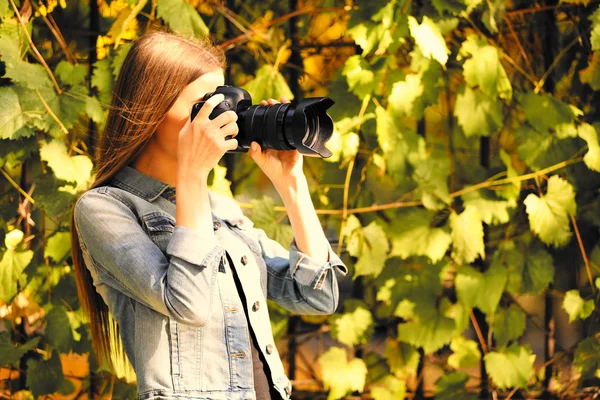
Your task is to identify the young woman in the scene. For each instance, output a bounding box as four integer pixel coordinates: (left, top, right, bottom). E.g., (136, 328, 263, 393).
(70, 31, 348, 400)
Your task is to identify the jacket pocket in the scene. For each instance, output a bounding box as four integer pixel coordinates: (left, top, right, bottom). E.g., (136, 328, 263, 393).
(142, 212, 175, 251)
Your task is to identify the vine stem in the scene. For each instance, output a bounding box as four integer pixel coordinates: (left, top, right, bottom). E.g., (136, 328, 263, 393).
(0, 168, 36, 204)
(534, 38, 579, 94)
(34, 88, 68, 134)
(237, 158, 584, 215)
(469, 311, 488, 354)
(217, 7, 346, 50)
(8, 0, 62, 93)
(570, 214, 596, 295)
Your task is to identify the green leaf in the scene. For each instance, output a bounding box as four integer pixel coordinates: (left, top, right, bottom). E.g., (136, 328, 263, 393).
(86, 96, 105, 124)
(346, 220, 389, 278)
(521, 92, 582, 135)
(410, 147, 452, 210)
(112, 42, 133, 78)
(454, 86, 503, 137)
(0, 331, 40, 367)
(590, 6, 600, 51)
(370, 375, 407, 400)
(462, 190, 516, 225)
(32, 171, 76, 217)
(502, 241, 554, 295)
(156, 0, 208, 37)
(55, 61, 87, 86)
(0, 245, 34, 303)
(574, 336, 600, 380)
(44, 232, 71, 262)
(0, 86, 24, 139)
(578, 123, 600, 172)
(432, 0, 467, 15)
(26, 350, 65, 397)
(318, 347, 367, 400)
(331, 300, 374, 347)
(0, 0, 12, 19)
(383, 338, 420, 378)
(387, 208, 452, 263)
(562, 290, 595, 323)
(455, 261, 507, 315)
(375, 105, 420, 180)
(45, 305, 74, 353)
(327, 113, 373, 163)
(447, 336, 481, 369)
(408, 16, 449, 66)
(484, 344, 535, 389)
(397, 310, 455, 354)
(39, 139, 93, 190)
(435, 371, 478, 400)
(242, 64, 294, 103)
(580, 51, 600, 91)
(450, 206, 485, 264)
(92, 58, 114, 104)
(5, 227, 24, 249)
(524, 176, 576, 247)
(459, 35, 512, 100)
(249, 195, 293, 247)
(0, 36, 52, 90)
(492, 303, 526, 347)
(341, 55, 377, 99)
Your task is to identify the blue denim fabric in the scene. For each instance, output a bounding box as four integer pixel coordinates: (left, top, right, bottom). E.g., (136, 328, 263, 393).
(73, 165, 348, 400)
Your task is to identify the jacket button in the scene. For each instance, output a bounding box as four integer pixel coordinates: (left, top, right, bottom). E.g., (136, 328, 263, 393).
(213, 221, 221, 230)
(252, 301, 260, 312)
(241, 255, 248, 265)
(266, 344, 273, 354)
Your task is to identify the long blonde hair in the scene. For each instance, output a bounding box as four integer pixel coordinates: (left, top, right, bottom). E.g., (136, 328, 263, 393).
(69, 30, 225, 379)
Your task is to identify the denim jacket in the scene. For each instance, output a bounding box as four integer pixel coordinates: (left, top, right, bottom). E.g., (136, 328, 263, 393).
(73, 165, 348, 400)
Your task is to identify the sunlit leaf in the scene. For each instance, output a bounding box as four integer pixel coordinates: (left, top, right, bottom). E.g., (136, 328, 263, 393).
(484, 344, 535, 389)
(454, 86, 503, 137)
(408, 16, 449, 66)
(156, 0, 208, 37)
(318, 347, 367, 400)
(242, 64, 294, 103)
(44, 232, 71, 262)
(0, 86, 23, 139)
(331, 300, 374, 347)
(450, 206, 484, 264)
(578, 123, 600, 172)
(524, 176, 576, 247)
(447, 336, 481, 369)
(39, 139, 93, 190)
(459, 34, 512, 100)
(387, 208, 452, 263)
(562, 290, 595, 323)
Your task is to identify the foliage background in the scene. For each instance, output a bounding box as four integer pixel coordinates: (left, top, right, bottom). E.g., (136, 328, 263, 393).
(1, 0, 600, 398)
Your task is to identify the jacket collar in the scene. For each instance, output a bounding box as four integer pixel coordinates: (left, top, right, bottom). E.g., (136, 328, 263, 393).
(109, 165, 176, 203)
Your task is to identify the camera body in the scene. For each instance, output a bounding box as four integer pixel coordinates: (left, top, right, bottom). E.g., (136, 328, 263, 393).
(190, 85, 335, 158)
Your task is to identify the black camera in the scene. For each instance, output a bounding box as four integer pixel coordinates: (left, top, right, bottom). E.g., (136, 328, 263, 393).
(190, 85, 335, 158)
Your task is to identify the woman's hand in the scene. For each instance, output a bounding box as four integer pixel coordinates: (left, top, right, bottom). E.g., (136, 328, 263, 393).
(177, 94, 239, 181)
(248, 96, 305, 187)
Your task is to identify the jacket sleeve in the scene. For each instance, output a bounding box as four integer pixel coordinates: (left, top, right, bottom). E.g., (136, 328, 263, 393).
(248, 221, 348, 315)
(74, 188, 223, 327)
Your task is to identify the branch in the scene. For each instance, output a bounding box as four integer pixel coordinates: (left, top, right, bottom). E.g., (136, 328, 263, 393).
(570, 214, 596, 295)
(8, 0, 62, 93)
